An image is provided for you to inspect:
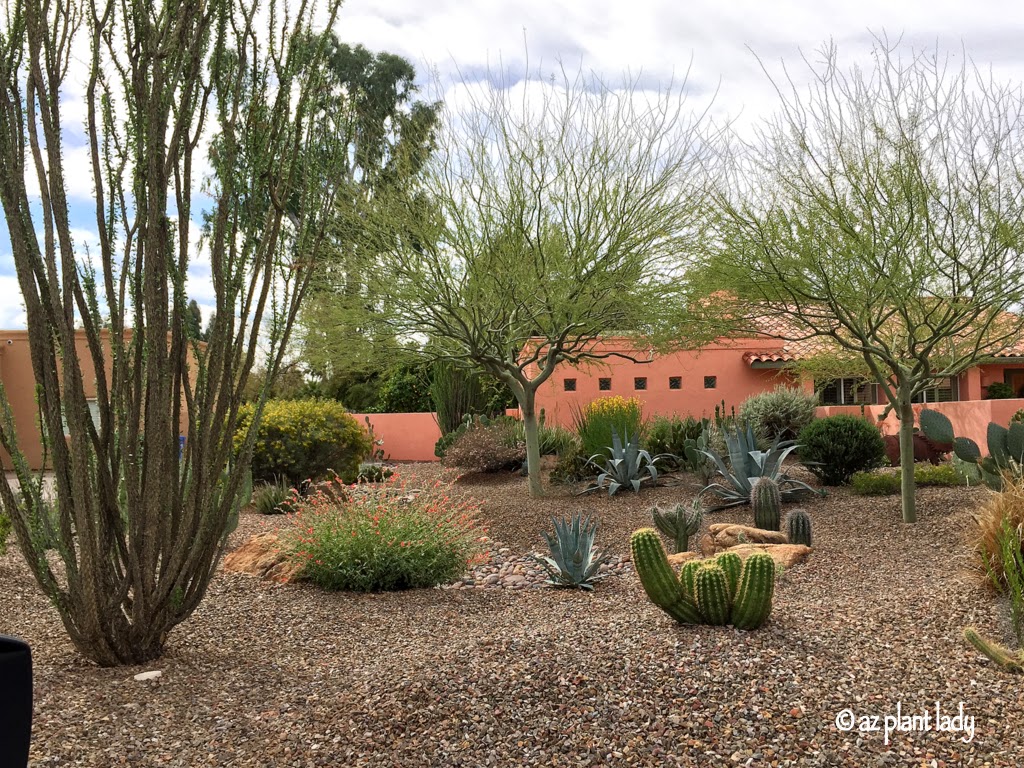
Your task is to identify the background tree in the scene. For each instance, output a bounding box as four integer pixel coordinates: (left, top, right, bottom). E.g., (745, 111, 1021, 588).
(186, 300, 203, 340)
(297, 39, 441, 387)
(371, 63, 718, 496)
(703, 37, 1024, 522)
(0, 0, 347, 664)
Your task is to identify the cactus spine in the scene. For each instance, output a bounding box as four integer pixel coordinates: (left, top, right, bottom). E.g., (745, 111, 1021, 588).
(751, 477, 782, 531)
(714, 551, 742, 601)
(651, 501, 704, 553)
(785, 509, 813, 547)
(695, 564, 731, 625)
(630, 529, 702, 624)
(731, 553, 776, 630)
(964, 628, 1024, 672)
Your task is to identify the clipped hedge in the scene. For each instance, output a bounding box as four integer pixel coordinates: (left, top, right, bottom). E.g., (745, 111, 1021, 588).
(235, 399, 372, 486)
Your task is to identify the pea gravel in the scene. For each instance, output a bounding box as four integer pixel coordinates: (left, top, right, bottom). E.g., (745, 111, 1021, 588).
(2, 465, 1023, 767)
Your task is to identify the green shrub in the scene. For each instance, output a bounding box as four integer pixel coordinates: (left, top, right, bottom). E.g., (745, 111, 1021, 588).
(252, 479, 297, 515)
(798, 415, 885, 485)
(357, 463, 395, 483)
(914, 463, 967, 487)
(549, 440, 591, 485)
(441, 419, 526, 473)
(985, 381, 1017, 400)
(536, 424, 577, 457)
(850, 471, 901, 496)
(739, 386, 818, 445)
(235, 399, 372, 486)
(284, 473, 485, 591)
(0, 510, 11, 555)
(375, 361, 433, 413)
(573, 396, 646, 460)
(644, 415, 703, 468)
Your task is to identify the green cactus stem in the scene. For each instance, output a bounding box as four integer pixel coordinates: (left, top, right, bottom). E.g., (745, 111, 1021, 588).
(751, 477, 782, 531)
(694, 563, 731, 626)
(714, 551, 742, 602)
(785, 508, 813, 547)
(630, 528, 702, 624)
(964, 628, 1024, 672)
(651, 501, 704, 553)
(731, 553, 776, 630)
(679, 559, 702, 602)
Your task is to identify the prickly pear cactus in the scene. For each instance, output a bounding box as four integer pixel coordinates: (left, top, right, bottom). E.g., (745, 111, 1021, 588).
(694, 563, 731, 626)
(751, 477, 782, 531)
(785, 508, 813, 547)
(630, 528, 702, 624)
(731, 552, 776, 630)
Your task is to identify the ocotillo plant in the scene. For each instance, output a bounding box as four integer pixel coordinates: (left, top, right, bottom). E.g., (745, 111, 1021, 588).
(751, 476, 782, 531)
(650, 501, 703, 553)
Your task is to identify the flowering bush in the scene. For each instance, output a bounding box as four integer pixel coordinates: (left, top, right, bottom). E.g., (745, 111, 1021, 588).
(234, 399, 372, 486)
(573, 395, 646, 459)
(282, 473, 486, 591)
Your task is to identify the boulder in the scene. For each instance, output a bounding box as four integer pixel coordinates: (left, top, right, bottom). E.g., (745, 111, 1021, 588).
(222, 533, 303, 583)
(667, 543, 812, 570)
(707, 523, 788, 548)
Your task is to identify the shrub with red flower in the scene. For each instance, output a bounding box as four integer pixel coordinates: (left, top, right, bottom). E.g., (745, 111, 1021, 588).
(282, 472, 486, 591)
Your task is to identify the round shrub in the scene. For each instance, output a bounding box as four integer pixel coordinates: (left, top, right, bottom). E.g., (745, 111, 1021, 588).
(234, 399, 372, 486)
(985, 382, 1016, 399)
(441, 419, 526, 473)
(739, 386, 818, 445)
(798, 415, 885, 485)
(283, 473, 485, 591)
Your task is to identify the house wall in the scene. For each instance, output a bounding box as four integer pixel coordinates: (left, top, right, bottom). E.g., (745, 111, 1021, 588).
(531, 338, 803, 428)
(354, 412, 442, 462)
(976, 363, 1024, 398)
(816, 398, 1024, 452)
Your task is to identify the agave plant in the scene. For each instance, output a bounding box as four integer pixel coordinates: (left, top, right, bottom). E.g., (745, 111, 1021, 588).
(582, 429, 665, 496)
(532, 513, 611, 590)
(700, 422, 819, 511)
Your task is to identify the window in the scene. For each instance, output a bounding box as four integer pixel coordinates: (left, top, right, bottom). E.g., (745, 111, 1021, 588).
(817, 378, 877, 406)
(599, 378, 612, 391)
(634, 377, 647, 391)
(704, 376, 717, 389)
(563, 378, 577, 392)
(668, 376, 682, 390)
(911, 378, 958, 404)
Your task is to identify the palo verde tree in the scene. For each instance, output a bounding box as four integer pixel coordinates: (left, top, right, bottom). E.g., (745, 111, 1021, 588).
(371, 63, 719, 496)
(704, 37, 1024, 522)
(0, 0, 347, 664)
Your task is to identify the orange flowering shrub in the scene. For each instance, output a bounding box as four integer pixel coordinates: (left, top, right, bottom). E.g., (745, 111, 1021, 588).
(282, 472, 486, 591)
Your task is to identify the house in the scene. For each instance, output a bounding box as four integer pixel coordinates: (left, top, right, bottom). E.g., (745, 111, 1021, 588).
(531, 332, 1024, 429)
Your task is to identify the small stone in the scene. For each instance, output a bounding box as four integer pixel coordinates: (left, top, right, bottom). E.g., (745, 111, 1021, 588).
(134, 671, 162, 682)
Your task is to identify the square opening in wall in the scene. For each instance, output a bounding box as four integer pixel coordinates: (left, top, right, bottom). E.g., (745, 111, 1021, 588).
(634, 377, 647, 391)
(563, 378, 577, 392)
(704, 376, 717, 389)
(598, 378, 612, 391)
(668, 376, 682, 390)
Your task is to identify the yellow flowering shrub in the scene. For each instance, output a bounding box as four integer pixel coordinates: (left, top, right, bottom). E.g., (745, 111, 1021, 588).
(234, 399, 372, 486)
(573, 395, 646, 459)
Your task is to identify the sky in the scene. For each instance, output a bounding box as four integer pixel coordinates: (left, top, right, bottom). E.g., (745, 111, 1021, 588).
(2, 0, 1024, 329)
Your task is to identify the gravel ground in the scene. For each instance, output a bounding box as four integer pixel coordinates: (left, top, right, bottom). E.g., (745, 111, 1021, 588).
(2, 464, 1023, 767)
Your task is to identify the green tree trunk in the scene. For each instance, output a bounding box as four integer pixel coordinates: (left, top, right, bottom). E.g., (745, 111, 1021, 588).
(520, 390, 544, 498)
(898, 394, 917, 523)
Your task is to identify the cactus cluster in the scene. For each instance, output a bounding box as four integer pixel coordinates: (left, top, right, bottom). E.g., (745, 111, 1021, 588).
(964, 628, 1024, 672)
(919, 408, 1024, 490)
(650, 501, 703, 553)
(751, 477, 782, 531)
(630, 528, 776, 630)
(785, 508, 813, 546)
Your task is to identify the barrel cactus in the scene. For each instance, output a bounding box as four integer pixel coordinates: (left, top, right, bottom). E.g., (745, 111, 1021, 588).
(630, 529, 777, 630)
(751, 477, 782, 531)
(731, 552, 776, 630)
(785, 508, 813, 547)
(650, 500, 703, 553)
(630, 528, 702, 624)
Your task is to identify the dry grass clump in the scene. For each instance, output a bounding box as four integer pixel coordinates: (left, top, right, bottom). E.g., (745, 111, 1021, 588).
(970, 475, 1024, 591)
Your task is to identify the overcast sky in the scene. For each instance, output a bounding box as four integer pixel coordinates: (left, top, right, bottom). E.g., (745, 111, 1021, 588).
(2, 0, 1024, 328)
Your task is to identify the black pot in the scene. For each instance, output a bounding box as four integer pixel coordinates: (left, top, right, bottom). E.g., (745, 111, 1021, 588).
(0, 635, 32, 768)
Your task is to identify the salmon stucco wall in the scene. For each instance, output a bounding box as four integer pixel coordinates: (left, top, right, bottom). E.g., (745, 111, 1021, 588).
(531, 338, 803, 428)
(355, 412, 441, 462)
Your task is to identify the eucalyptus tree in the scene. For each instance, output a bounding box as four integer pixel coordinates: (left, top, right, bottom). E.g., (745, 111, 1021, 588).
(0, 0, 347, 664)
(705, 38, 1024, 522)
(371, 64, 719, 496)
